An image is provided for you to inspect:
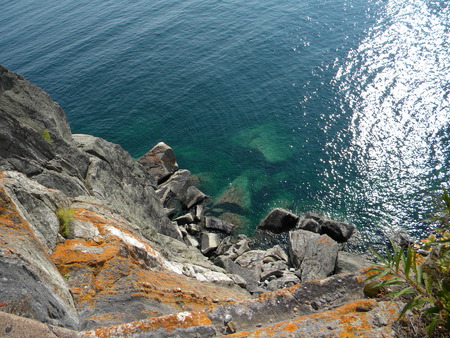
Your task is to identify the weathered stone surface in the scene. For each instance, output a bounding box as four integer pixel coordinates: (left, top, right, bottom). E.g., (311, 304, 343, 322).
(183, 233, 200, 248)
(336, 251, 372, 274)
(213, 256, 260, 294)
(0, 173, 79, 329)
(73, 134, 181, 241)
(204, 216, 235, 234)
(0, 66, 90, 196)
(267, 273, 300, 291)
(289, 229, 339, 282)
(156, 169, 200, 216)
(0, 312, 87, 338)
(234, 250, 266, 271)
(258, 208, 299, 234)
(226, 299, 400, 337)
(201, 232, 220, 255)
(260, 261, 289, 281)
(207, 273, 365, 334)
(138, 142, 179, 184)
(85, 310, 216, 338)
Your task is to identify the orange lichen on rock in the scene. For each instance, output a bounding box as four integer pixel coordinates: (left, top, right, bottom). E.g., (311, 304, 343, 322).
(51, 205, 248, 329)
(86, 310, 213, 337)
(0, 186, 50, 257)
(228, 299, 399, 337)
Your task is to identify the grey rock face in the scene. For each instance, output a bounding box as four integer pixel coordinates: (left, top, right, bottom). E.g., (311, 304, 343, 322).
(184, 186, 208, 209)
(0, 65, 90, 196)
(321, 220, 355, 243)
(73, 134, 181, 241)
(138, 142, 179, 184)
(0, 173, 79, 329)
(289, 229, 339, 282)
(258, 208, 299, 234)
(0, 312, 87, 338)
(207, 273, 364, 333)
(1, 171, 69, 253)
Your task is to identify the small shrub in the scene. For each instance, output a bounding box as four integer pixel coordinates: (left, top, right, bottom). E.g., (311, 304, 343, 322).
(367, 187, 450, 337)
(42, 129, 53, 143)
(56, 207, 74, 239)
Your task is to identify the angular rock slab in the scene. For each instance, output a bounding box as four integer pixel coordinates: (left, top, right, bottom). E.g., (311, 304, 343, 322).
(289, 229, 339, 282)
(0, 172, 79, 329)
(204, 216, 235, 234)
(201, 232, 221, 255)
(258, 208, 299, 234)
(138, 142, 179, 184)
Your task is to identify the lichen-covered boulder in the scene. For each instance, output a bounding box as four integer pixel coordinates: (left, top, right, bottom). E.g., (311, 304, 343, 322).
(138, 142, 179, 184)
(289, 229, 339, 282)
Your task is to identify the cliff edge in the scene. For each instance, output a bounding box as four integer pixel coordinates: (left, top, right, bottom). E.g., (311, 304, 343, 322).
(0, 65, 400, 337)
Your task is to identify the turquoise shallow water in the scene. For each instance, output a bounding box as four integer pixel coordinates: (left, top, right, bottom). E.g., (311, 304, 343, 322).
(1, 0, 449, 247)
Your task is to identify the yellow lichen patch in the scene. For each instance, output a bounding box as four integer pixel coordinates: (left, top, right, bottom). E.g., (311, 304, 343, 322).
(87, 310, 213, 337)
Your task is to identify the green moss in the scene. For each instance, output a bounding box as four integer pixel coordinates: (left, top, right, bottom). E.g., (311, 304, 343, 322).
(56, 207, 74, 239)
(42, 129, 53, 144)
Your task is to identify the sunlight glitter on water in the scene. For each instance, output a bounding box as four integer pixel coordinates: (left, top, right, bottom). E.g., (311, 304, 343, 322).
(331, 0, 450, 240)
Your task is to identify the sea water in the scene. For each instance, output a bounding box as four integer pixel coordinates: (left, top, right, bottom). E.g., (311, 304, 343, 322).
(1, 0, 449, 247)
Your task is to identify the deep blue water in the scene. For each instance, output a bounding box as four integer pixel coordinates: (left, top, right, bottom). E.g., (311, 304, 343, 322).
(1, 0, 449, 247)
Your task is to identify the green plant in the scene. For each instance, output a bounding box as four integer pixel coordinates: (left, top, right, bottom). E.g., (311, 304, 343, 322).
(56, 207, 74, 239)
(367, 187, 450, 336)
(42, 129, 53, 143)
(63, 273, 70, 280)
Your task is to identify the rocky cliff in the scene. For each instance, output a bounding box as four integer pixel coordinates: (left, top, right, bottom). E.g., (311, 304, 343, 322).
(0, 65, 401, 337)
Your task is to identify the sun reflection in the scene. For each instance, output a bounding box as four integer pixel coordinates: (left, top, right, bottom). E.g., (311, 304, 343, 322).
(330, 0, 450, 239)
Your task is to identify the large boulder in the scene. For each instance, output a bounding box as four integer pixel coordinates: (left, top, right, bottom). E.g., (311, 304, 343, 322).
(258, 208, 299, 234)
(297, 212, 355, 242)
(138, 142, 179, 184)
(289, 229, 339, 282)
